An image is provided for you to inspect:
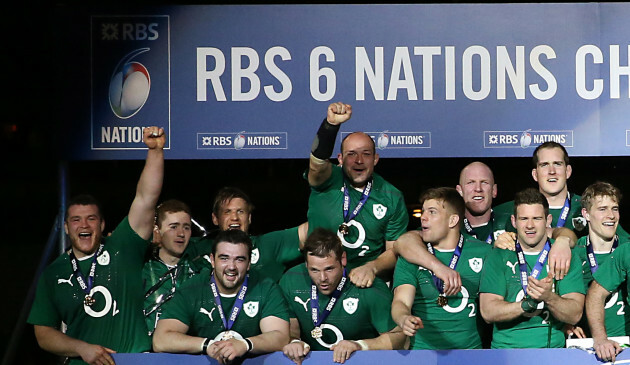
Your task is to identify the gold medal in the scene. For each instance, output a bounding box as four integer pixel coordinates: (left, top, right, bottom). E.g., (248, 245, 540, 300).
(437, 295, 448, 307)
(311, 326, 323, 339)
(222, 331, 234, 340)
(84, 295, 95, 306)
(338, 223, 350, 235)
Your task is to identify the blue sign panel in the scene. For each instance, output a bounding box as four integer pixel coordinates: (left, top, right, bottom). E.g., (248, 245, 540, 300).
(75, 4, 630, 160)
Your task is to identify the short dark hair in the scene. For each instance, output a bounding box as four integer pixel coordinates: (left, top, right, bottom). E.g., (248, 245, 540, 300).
(582, 181, 622, 211)
(340, 132, 376, 155)
(212, 187, 254, 218)
(532, 141, 570, 168)
(65, 194, 103, 221)
(303, 228, 345, 263)
(155, 199, 192, 227)
(212, 229, 253, 259)
(419, 187, 465, 226)
(513, 188, 549, 217)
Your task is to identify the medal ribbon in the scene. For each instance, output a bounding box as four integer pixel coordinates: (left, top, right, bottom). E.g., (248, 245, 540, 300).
(342, 179, 373, 225)
(463, 211, 494, 244)
(426, 234, 464, 295)
(210, 273, 249, 332)
(555, 195, 571, 228)
(310, 268, 347, 328)
(515, 239, 551, 295)
(69, 244, 104, 297)
(586, 235, 619, 274)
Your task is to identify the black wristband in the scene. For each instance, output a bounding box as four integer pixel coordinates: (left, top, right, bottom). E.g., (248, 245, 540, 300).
(244, 338, 253, 352)
(520, 297, 539, 313)
(311, 118, 340, 160)
(201, 337, 211, 354)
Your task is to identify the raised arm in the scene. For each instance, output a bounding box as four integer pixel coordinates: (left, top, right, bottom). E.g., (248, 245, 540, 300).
(128, 126, 165, 240)
(308, 102, 352, 187)
(34, 325, 115, 365)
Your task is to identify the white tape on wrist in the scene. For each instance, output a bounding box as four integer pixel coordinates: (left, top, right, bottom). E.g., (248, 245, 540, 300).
(353, 340, 369, 351)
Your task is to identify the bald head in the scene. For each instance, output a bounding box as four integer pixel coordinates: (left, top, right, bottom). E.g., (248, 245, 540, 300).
(459, 162, 494, 186)
(456, 161, 497, 218)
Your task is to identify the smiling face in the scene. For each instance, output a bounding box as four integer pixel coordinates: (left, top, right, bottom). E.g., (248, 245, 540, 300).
(584, 195, 619, 242)
(456, 162, 497, 217)
(532, 147, 572, 199)
(64, 204, 105, 258)
(512, 203, 552, 250)
(212, 197, 252, 233)
(210, 241, 251, 295)
(158, 211, 192, 262)
(338, 132, 379, 188)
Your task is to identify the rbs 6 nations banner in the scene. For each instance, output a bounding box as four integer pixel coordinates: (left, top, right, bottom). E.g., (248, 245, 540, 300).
(78, 3, 630, 160)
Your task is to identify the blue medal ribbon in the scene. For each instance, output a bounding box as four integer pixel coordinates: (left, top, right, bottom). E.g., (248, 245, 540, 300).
(515, 239, 551, 295)
(310, 268, 347, 328)
(426, 234, 464, 295)
(69, 244, 104, 298)
(209, 273, 249, 332)
(586, 235, 619, 274)
(463, 211, 494, 244)
(342, 179, 372, 226)
(555, 195, 571, 228)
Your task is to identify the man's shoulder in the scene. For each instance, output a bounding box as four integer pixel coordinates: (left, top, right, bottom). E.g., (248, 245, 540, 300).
(463, 235, 493, 254)
(372, 172, 404, 197)
(493, 201, 514, 214)
(570, 193, 582, 203)
(42, 252, 72, 278)
(279, 264, 309, 290)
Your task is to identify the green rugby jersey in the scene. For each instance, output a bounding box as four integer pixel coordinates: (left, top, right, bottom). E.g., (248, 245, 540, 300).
(307, 165, 408, 270)
(393, 236, 492, 349)
(279, 264, 397, 351)
(479, 242, 585, 348)
(159, 270, 289, 339)
(593, 242, 630, 337)
(28, 217, 151, 365)
(575, 235, 630, 337)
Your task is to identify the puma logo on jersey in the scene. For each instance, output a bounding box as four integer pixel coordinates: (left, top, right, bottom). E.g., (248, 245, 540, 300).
(506, 261, 518, 275)
(294, 296, 311, 312)
(58, 274, 74, 286)
(200, 307, 216, 321)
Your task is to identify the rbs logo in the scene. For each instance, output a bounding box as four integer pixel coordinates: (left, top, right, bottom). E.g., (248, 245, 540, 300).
(121, 23, 159, 41)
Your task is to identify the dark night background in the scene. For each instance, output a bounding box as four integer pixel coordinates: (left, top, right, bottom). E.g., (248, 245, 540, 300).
(2, 1, 629, 364)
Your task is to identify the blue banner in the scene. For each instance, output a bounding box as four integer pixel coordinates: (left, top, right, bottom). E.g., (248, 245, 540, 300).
(77, 3, 630, 160)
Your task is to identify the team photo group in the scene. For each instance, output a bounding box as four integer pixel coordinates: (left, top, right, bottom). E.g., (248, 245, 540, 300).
(27, 103, 630, 365)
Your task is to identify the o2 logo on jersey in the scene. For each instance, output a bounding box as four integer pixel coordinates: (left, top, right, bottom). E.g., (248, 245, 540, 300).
(109, 48, 151, 119)
(84, 286, 120, 318)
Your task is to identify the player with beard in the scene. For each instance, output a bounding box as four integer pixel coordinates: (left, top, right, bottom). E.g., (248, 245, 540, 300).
(193, 187, 307, 282)
(28, 127, 165, 365)
(153, 229, 290, 364)
(307, 102, 408, 288)
(280, 228, 404, 364)
(479, 188, 585, 348)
